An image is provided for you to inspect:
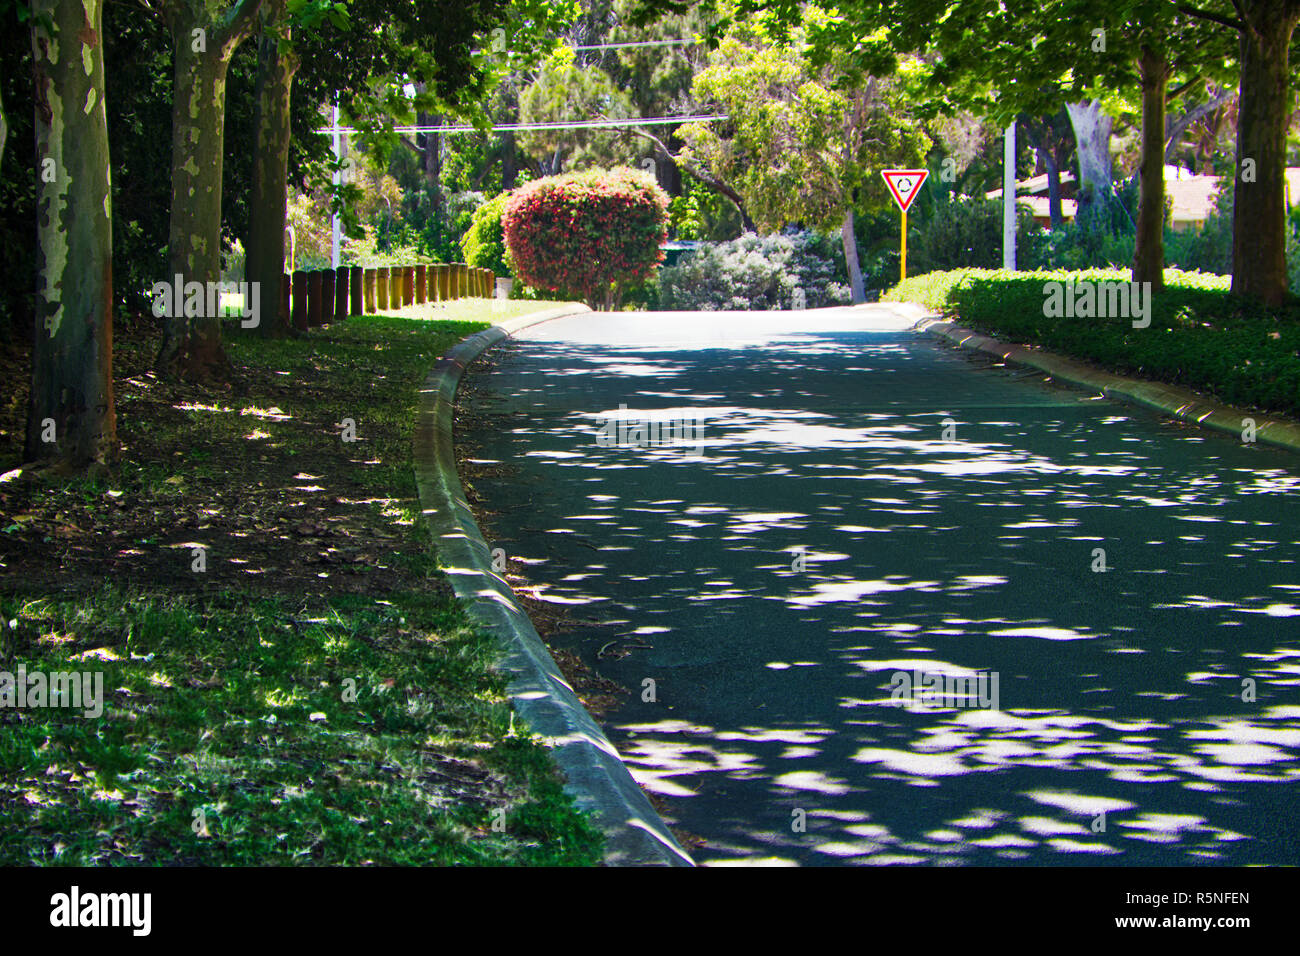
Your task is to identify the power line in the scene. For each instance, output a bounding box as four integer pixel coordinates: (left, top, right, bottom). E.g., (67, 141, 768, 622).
(570, 39, 695, 51)
(323, 115, 726, 135)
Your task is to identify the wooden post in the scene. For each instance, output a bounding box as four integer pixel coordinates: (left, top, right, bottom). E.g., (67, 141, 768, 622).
(308, 270, 324, 327)
(280, 273, 291, 329)
(363, 268, 376, 313)
(416, 265, 427, 304)
(320, 269, 335, 326)
(392, 267, 404, 308)
(292, 270, 308, 331)
(436, 264, 449, 301)
(376, 266, 389, 310)
(403, 266, 414, 306)
(334, 267, 349, 319)
(350, 266, 363, 316)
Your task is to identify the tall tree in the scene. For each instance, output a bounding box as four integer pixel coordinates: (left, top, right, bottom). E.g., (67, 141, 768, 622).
(1179, 1, 1300, 304)
(238, 0, 564, 325)
(517, 45, 640, 175)
(27, 0, 116, 467)
(749, 0, 1233, 291)
(679, 22, 928, 301)
(154, 0, 262, 381)
(245, 0, 300, 338)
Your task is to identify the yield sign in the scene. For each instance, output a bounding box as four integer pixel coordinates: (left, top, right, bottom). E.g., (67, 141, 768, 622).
(882, 169, 929, 212)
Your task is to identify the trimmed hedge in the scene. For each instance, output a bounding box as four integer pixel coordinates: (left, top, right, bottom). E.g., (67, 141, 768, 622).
(885, 267, 1300, 415)
(502, 167, 668, 308)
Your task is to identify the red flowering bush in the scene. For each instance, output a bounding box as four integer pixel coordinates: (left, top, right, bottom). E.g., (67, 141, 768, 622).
(502, 167, 669, 309)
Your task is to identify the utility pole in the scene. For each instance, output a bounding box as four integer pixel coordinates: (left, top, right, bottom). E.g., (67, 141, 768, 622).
(1003, 119, 1013, 270)
(331, 100, 341, 269)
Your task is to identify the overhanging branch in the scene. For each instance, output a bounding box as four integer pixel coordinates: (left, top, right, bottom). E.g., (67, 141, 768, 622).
(1177, 3, 1244, 31)
(628, 125, 757, 232)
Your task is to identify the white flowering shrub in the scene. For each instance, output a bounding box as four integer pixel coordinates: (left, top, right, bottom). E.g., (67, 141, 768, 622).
(658, 231, 851, 310)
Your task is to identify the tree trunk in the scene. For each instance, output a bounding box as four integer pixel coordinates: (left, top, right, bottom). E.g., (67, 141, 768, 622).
(418, 110, 444, 223)
(501, 129, 518, 190)
(1043, 150, 1063, 229)
(0, 83, 7, 168)
(27, 0, 117, 467)
(1232, 11, 1297, 305)
(1133, 46, 1168, 291)
(1066, 99, 1114, 226)
(156, 2, 258, 380)
(246, 3, 299, 339)
(841, 208, 865, 303)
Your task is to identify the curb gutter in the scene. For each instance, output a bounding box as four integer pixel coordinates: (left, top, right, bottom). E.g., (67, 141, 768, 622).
(412, 302, 695, 867)
(907, 309, 1300, 455)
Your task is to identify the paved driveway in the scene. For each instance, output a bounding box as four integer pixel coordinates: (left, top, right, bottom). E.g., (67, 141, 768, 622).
(460, 305, 1300, 866)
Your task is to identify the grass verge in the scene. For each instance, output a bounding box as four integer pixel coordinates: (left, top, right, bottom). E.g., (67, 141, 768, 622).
(0, 303, 603, 865)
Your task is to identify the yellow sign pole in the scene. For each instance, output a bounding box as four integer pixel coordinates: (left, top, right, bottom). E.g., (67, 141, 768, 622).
(900, 209, 908, 281)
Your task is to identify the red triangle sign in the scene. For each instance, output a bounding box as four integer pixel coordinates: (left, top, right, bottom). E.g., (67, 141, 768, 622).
(882, 169, 929, 212)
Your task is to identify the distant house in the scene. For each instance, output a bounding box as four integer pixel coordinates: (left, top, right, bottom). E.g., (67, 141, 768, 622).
(1163, 167, 1222, 231)
(985, 172, 1078, 228)
(980, 165, 1300, 231)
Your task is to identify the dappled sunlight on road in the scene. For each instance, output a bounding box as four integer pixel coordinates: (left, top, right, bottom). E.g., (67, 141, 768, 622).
(460, 309, 1300, 865)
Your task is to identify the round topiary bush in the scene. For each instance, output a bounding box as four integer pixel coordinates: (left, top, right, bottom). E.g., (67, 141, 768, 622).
(502, 167, 669, 309)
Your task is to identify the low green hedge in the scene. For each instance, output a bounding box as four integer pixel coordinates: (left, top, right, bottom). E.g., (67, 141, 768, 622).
(884, 268, 1300, 416)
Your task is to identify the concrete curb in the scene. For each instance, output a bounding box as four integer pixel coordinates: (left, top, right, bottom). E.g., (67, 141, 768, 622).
(412, 302, 695, 867)
(910, 310, 1300, 454)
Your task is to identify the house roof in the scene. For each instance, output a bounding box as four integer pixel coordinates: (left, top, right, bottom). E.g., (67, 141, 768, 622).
(985, 171, 1077, 200)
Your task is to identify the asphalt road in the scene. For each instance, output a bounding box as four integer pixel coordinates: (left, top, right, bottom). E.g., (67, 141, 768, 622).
(460, 305, 1300, 866)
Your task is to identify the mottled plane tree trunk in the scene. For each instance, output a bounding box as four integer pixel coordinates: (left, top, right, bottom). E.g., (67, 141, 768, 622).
(26, 0, 117, 467)
(245, 0, 298, 338)
(1066, 99, 1115, 226)
(1231, 4, 1298, 305)
(156, 0, 262, 380)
